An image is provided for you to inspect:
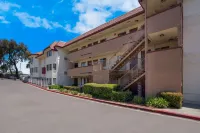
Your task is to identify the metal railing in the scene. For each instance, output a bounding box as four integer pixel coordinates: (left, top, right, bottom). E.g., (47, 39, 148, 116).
(108, 42, 135, 69)
(118, 58, 145, 88)
(108, 35, 145, 70)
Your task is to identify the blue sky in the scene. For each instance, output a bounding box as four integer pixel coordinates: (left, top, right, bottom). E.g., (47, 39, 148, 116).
(0, 0, 139, 54)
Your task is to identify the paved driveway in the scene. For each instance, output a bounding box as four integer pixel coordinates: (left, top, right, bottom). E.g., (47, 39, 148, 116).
(0, 79, 200, 133)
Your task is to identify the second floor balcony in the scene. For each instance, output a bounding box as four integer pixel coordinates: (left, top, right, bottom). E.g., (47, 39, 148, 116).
(67, 62, 107, 77)
(67, 29, 144, 62)
(147, 6, 181, 34)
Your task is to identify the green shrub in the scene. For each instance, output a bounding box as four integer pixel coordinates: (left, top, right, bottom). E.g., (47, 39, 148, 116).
(64, 86, 80, 92)
(111, 91, 133, 102)
(58, 87, 65, 92)
(78, 93, 92, 98)
(146, 97, 169, 108)
(63, 89, 71, 93)
(83, 83, 118, 100)
(49, 85, 61, 90)
(111, 91, 125, 102)
(69, 90, 79, 95)
(132, 96, 144, 105)
(160, 92, 183, 108)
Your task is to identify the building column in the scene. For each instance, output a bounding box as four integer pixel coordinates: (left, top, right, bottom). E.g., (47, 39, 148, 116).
(137, 51, 142, 70)
(137, 82, 142, 97)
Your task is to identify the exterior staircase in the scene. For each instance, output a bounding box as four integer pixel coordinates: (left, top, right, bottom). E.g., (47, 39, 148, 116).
(110, 36, 145, 71)
(118, 59, 145, 90)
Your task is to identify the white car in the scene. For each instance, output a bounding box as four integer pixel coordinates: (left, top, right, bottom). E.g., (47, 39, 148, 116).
(22, 76, 29, 83)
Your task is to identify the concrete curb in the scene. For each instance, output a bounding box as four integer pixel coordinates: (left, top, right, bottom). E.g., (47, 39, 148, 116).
(27, 83, 200, 121)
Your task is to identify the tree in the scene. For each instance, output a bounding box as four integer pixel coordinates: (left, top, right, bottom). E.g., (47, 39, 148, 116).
(0, 40, 8, 64)
(0, 64, 8, 73)
(0, 39, 30, 78)
(26, 59, 31, 69)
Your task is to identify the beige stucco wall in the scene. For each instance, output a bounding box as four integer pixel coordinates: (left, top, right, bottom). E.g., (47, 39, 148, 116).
(183, 0, 200, 105)
(147, 6, 181, 34)
(146, 48, 182, 97)
(93, 70, 110, 84)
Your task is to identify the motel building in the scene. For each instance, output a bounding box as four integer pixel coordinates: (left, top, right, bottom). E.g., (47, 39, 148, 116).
(29, 0, 200, 105)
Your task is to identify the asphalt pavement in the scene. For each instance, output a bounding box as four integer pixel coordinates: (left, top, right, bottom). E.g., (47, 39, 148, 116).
(0, 79, 200, 133)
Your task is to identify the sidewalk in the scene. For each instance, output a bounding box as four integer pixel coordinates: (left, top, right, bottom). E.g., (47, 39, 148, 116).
(162, 104, 200, 117)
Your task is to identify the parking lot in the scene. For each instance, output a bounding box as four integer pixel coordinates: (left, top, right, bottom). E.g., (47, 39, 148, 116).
(0, 79, 200, 133)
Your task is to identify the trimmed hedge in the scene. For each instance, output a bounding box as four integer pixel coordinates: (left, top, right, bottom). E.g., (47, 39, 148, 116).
(146, 97, 169, 108)
(49, 85, 61, 90)
(64, 86, 80, 92)
(160, 92, 183, 108)
(83, 83, 119, 100)
(132, 96, 144, 105)
(77, 93, 93, 98)
(111, 91, 132, 102)
(63, 89, 92, 98)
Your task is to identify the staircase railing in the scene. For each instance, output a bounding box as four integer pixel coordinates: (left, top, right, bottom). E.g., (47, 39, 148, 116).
(108, 29, 145, 70)
(110, 36, 145, 71)
(118, 58, 145, 88)
(108, 41, 136, 69)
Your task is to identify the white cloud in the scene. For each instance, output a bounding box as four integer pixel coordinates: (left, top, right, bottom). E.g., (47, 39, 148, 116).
(0, 16, 10, 24)
(17, 61, 30, 75)
(58, 0, 64, 4)
(51, 10, 55, 14)
(0, 1, 20, 12)
(32, 5, 41, 9)
(13, 12, 67, 30)
(71, 0, 140, 34)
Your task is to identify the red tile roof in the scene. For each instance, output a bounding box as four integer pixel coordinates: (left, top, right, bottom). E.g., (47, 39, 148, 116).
(34, 41, 65, 58)
(32, 6, 144, 57)
(62, 6, 144, 47)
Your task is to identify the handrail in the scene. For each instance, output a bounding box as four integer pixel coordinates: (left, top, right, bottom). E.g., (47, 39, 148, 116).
(119, 58, 144, 80)
(118, 58, 145, 86)
(107, 44, 126, 62)
(108, 42, 136, 69)
(108, 35, 145, 70)
(110, 37, 145, 71)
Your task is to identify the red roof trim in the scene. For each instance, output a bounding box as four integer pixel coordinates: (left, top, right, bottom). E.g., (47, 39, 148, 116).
(62, 7, 144, 48)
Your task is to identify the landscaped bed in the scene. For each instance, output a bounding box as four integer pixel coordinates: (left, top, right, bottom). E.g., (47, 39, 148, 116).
(48, 84, 183, 109)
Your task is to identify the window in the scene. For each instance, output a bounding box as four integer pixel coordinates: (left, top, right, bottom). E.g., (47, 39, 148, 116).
(74, 63, 78, 68)
(53, 78, 56, 85)
(118, 32, 126, 37)
(46, 64, 52, 71)
(53, 63, 56, 70)
(81, 62, 86, 67)
(30, 68, 33, 73)
(93, 60, 98, 65)
(100, 38, 106, 43)
(129, 28, 138, 33)
(100, 58, 107, 67)
(47, 50, 52, 57)
(88, 43, 92, 47)
(140, 25, 145, 30)
(34, 67, 38, 73)
(47, 78, 52, 85)
(42, 67, 46, 74)
(93, 41, 98, 45)
(50, 64, 52, 70)
(88, 61, 92, 66)
(69, 48, 78, 53)
(81, 46, 86, 49)
(161, 46, 170, 50)
(30, 57, 33, 64)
